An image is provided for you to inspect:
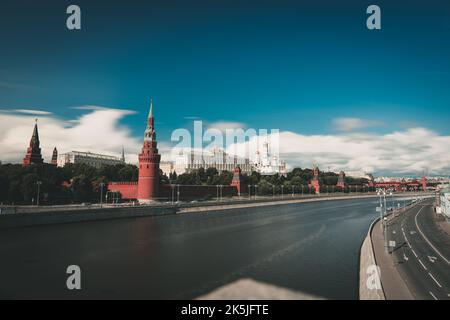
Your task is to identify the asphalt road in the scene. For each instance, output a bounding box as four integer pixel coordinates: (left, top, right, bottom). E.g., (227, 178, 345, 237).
(0, 197, 409, 299)
(389, 200, 450, 300)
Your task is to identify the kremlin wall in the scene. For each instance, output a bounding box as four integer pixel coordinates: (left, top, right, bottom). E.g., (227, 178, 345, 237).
(20, 99, 428, 204)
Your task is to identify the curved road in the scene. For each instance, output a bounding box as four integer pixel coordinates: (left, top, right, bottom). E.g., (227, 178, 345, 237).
(0, 198, 397, 299)
(389, 200, 450, 300)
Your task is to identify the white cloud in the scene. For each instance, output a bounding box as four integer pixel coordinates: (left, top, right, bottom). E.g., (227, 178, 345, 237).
(207, 121, 247, 131)
(14, 109, 53, 115)
(2, 108, 450, 176)
(333, 117, 383, 131)
(227, 128, 450, 175)
(0, 107, 141, 164)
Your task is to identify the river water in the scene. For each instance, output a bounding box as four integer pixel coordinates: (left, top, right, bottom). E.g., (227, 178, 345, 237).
(0, 197, 408, 299)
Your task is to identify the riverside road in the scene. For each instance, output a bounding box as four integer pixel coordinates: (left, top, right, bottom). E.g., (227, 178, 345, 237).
(388, 200, 450, 300)
(0, 197, 413, 299)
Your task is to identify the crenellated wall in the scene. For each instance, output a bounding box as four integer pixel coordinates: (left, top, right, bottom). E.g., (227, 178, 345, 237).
(108, 182, 138, 199)
(159, 184, 238, 201)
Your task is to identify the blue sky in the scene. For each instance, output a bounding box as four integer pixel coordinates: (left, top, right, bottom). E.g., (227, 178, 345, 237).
(1, 0, 450, 175)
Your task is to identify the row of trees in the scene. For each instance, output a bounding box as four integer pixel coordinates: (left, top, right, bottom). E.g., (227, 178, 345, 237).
(0, 163, 371, 205)
(169, 167, 371, 196)
(0, 163, 139, 205)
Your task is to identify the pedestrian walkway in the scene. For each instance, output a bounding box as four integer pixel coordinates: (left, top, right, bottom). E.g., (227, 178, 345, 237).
(372, 219, 414, 299)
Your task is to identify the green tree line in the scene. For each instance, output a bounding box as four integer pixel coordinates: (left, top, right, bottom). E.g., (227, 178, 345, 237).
(0, 163, 371, 205)
(0, 163, 139, 205)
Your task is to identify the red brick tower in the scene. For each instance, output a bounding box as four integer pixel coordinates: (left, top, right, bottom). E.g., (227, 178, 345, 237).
(421, 176, 427, 192)
(51, 147, 58, 166)
(310, 165, 321, 194)
(230, 166, 242, 195)
(337, 171, 346, 189)
(23, 119, 44, 166)
(137, 99, 161, 203)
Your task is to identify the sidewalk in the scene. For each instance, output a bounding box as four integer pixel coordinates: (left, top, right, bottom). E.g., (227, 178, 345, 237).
(371, 219, 414, 300)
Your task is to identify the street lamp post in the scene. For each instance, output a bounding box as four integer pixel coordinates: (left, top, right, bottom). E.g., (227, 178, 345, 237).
(36, 181, 42, 206)
(248, 185, 251, 199)
(292, 185, 294, 197)
(383, 189, 388, 253)
(377, 190, 383, 226)
(281, 185, 284, 199)
(99, 182, 105, 208)
(389, 191, 394, 212)
(177, 184, 180, 203)
(171, 185, 175, 204)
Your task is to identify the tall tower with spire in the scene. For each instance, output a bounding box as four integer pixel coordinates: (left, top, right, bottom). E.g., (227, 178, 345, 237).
(23, 119, 44, 166)
(51, 147, 58, 166)
(137, 98, 161, 202)
(310, 164, 321, 194)
(337, 171, 346, 189)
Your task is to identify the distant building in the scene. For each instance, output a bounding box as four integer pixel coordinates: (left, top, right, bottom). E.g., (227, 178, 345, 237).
(438, 189, 450, 221)
(254, 141, 287, 176)
(167, 147, 254, 175)
(58, 151, 124, 168)
(23, 119, 44, 166)
(51, 147, 58, 166)
(160, 160, 176, 176)
(161, 143, 287, 177)
(346, 171, 373, 180)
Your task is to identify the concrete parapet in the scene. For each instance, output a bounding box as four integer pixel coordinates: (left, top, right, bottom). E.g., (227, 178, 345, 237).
(0, 206, 177, 229)
(359, 216, 386, 300)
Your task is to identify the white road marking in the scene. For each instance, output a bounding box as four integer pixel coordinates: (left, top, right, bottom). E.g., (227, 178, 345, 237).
(428, 273, 442, 288)
(415, 206, 450, 266)
(403, 253, 409, 261)
(428, 256, 437, 263)
(411, 249, 418, 258)
(418, 259, 427, 270)
(403, 232, 411, 248)
(410, 230, 416, 235)
(429, 291, 438, 300)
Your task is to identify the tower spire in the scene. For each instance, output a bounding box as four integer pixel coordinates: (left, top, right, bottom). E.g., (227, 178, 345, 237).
(30, 119, 40, 147)
(23, 118, 44, 166)
(148, 97, 153, 119)
(144, 98, 156, 141)
(51, 147, 58, 166)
